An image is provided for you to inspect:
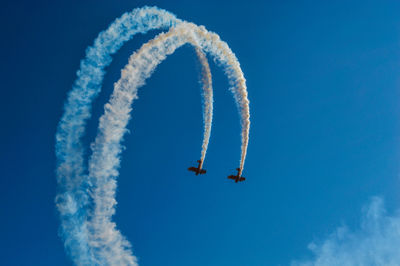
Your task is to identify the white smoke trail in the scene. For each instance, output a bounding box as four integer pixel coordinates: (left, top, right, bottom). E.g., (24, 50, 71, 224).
(55, 6, 181, 265)
(185, 23, 250, 173)
(87, 22, 249, 264)
(86, 39, 214, 265)
(56, 6, 249, 265)
(195, 47, 213, 167)
(86, 25, 200, 265)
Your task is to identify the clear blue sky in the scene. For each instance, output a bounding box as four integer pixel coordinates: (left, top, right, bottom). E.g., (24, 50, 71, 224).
(1, 0, 400, 265)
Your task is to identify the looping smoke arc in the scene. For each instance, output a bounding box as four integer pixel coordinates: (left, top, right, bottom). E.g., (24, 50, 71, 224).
(55, 6, 250, 265)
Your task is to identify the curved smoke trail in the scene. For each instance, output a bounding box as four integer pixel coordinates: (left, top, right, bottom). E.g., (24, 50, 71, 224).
(183, 23, 250, 173)
(87, 21, 248, 264)
(56, 6, 249, 265)
(55, 6, 181, 264)
(195, 47, 213, 167)
(87, 32, 214, 265)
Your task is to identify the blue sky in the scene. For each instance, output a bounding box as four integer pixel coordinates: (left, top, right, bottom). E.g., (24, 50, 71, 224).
(1, 0, 400, 265)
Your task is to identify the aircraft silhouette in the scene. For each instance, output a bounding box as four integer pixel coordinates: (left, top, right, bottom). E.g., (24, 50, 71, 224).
(188, 160, 206, 175)
(228, 168, 245, 183)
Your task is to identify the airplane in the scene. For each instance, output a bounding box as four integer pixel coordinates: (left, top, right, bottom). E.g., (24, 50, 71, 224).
(188, 160, 206, 175)
(227, 168, 245, 183)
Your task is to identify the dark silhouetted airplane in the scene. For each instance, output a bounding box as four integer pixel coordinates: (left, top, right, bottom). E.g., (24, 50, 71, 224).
(188, 160, 206, 175)
(228, 168, 245, 183)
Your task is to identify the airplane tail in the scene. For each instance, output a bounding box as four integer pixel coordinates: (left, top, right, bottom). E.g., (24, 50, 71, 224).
(236, 168, 242, 176)
(197, 159, 204, 170)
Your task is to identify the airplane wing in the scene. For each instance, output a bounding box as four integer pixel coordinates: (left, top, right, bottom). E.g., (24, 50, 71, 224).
(228, 175, 235, 179)
(239, 177, 246, 182)
(188, 167, 197, 172)
(200, 169, 206, 174)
